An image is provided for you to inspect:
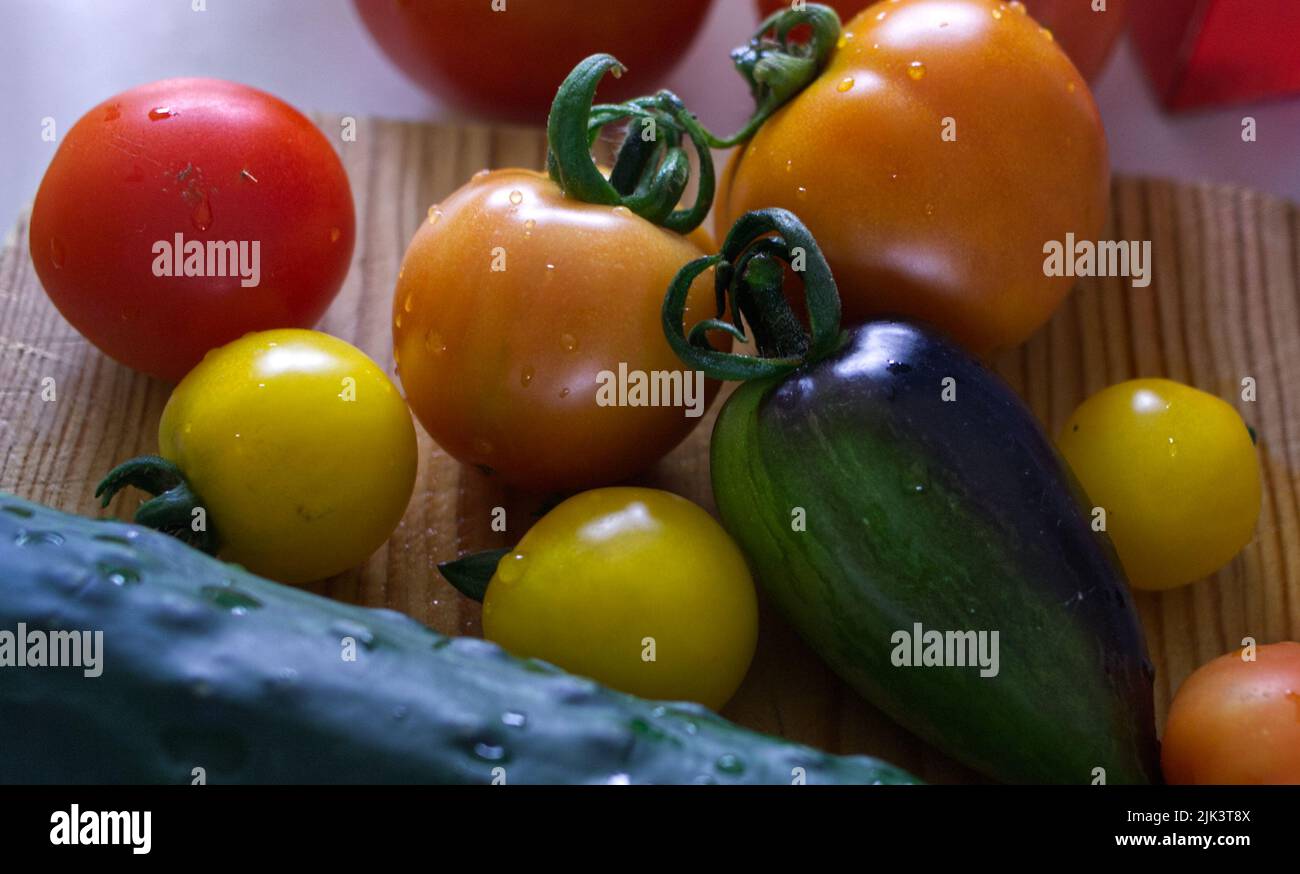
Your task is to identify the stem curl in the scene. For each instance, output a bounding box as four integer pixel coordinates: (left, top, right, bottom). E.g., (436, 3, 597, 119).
(544, 5, 841, 232)
(95, 456, 218, 554)
(662, 209, 843, 382)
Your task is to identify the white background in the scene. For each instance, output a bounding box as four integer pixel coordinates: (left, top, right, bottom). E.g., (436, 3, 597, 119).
(4, 0, 1300, 227)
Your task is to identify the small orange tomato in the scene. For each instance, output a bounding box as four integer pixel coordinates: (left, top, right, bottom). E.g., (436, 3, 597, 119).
(1162, 642, 1300, 785)
(722, 0, 1109, 355)
(393, 169, 719, 492)
(753, 0, 1128, 81)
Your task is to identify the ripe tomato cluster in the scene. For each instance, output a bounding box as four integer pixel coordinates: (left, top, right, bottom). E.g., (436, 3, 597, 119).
(23, 2, 1280, 779)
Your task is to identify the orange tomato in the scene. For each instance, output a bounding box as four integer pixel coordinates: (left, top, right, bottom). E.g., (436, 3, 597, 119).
(722, 0, 1109, 355)
(754, 0, 1128, 81)
(1162, 642, 1300, 785)
(393, 170, 719, 493)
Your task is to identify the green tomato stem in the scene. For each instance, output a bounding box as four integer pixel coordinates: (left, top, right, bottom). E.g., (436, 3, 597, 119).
(437, 548, 510, 603)
(95, 455, 218, 555)
(544, 5, 840, 233)
(717, 3, 843, 148)
(662, 209, 844, 383)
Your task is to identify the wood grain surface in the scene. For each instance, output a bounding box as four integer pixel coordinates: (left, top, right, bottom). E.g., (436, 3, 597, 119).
(2, 116, 1297, 784)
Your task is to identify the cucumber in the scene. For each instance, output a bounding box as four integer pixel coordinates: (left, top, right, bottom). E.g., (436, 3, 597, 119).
(0, 493, 916, 785)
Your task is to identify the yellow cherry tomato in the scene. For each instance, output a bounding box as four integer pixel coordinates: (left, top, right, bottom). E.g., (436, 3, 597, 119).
(1058, 378, 1261, 590)
(482, 488, 758, 710)
(159, 329, 417, 584)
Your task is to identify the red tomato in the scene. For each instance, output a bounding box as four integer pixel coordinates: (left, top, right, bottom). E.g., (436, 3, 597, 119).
(755, 0, 1128, 81)
(1162, 642, 1300, 784)
(30, 79, 355, 384)
(353, 0, 717, 124)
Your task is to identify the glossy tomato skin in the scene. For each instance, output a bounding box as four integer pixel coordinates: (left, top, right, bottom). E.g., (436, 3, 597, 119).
(393, 170, 719, 493)
(30, 79, 355, 384)
(1162, 642, 1300, 784)
(159, 329, 416, 585)
(1057, 379, 1261, 591)
(482, 488, 759, 710)
(354, 0, 716, 125)
(722, 0, 1109, 355)
(754, 0, 1128, 81)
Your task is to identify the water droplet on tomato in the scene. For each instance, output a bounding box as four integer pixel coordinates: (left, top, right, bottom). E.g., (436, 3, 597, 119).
(240, 168, 258, 184)
(520, 365, 535, 387)
(560, 333, 578, 352)
(523, 218, 536, 237)
(427, 205, 442, 224)
(1041, 26, 1054, 41)
(1010, 1, 1026, 12)
(329, 226, 341, 243)
(49, 237, 66, 269)
(509, 189, 524, 205)
(837, 77, 855, 93)
(559, 387, 571, 399)
(191, 197, 213, 232)
(991, 7, 1003, 20)
(908, 61, 927, 81)
(402, 295, 413, 313)
(496, 552, 527, 584)
(425, 330, 445, 354)
(148, 106, 176, 121)
(395, 313, 404, 328)
(796, 186, 808, 200)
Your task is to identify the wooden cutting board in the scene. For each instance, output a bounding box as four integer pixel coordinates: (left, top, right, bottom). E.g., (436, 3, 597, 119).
(2, 116, 1298, 784)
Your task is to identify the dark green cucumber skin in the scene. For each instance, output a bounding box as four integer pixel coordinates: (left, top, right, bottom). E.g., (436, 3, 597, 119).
(710, 320, 1160, 785)
(0, 494, 916, 785)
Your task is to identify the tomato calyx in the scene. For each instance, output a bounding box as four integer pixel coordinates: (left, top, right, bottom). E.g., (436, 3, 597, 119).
(545, 5, 840, 234)
(95, 456, 218, 555)
(547, 54, 716, 233)
(662, 209, 843, 382)
(437, 548, 510, 602)
(727, 3, 842, 145)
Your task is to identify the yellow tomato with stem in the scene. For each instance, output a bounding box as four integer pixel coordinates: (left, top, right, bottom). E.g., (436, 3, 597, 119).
(1057, 378, 1261, 591)
(476, 488, 758, 710)
(100, 329, 418, 584)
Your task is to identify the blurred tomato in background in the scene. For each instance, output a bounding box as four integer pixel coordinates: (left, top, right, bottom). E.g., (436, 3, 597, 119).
(1129, 0, 1300, 109)
(354, 0, 716, 124)
(755, 0, 1128, 81)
